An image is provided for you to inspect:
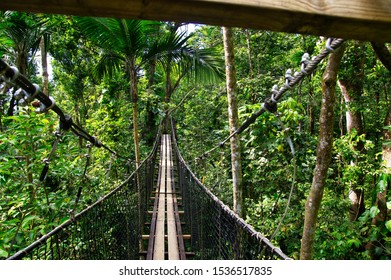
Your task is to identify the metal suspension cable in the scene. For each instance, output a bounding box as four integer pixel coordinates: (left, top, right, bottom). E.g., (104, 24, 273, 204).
(197, 38, 345, 160)
(0, 58, 128, 161)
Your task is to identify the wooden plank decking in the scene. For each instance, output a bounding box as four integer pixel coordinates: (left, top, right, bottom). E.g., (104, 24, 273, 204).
(1, 0, 391, 42)
(146, 134, 186, 260)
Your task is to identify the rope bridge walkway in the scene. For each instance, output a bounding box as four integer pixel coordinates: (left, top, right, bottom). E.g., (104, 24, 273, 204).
(146, 134, 186, 260)
(1, 37, 347, 261)
(2, 39, 346, 260)
(6, 120, 289, 260)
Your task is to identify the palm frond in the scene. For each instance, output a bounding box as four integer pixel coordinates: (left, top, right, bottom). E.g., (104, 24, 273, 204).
(93, 51, 125, 80)
(185, 47, 225, 83)
(75, 17, 124, 52)
(149, 28, 224, 84)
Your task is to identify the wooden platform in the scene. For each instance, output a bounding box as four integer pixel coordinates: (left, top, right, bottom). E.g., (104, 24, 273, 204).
(146, 134, 186, 260)
(1, 1, 391, 42)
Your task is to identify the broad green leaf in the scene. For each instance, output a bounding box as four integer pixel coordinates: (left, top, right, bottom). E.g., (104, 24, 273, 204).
(369, 206, 379, 218)
(377, 175, 387, 192)
(385, 221, 391, 232)
(0, 248, 8, 258)
(21, 215, 38, 229)
(387, 201, 391, 210)
(347, 239, 361, 248)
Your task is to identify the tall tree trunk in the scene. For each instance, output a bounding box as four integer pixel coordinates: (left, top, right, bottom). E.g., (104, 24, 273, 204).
(308, 79, 315, 135)
(223, 27, 244, 217)
(372, 43, 391, 168)
(40, 35, 49, 96)
(244, 29, 253, 77)
(337, 42, 366, 221)
(338, 80, 364, 139)
(8, 50, 28, 115)
(130, 64, 140, 168)
(16, 49, 28, 76)
(144, 59, 157, 146)
(300, 44, 345, 260)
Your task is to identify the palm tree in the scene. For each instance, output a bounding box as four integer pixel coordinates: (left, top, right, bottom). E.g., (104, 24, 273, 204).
(152, 23, 224, 109)
(76, 18, 224, 166)
(76, 17, 162, 167)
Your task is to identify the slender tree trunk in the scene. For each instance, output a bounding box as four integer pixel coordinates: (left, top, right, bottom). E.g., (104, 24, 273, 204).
(165, 62, 172, 105)
(40, 36, 49, 96)
(16, 49, 28, 76)
(383, 101, 391, 168)
(244, 29, 253, 77)
(130, 64, 140, 168)
(223, 27, 244, 216)
(308, 79, 315, 135)
(337, 42, 366, 221)
(8, 50, 28, 115)
(144, 59, 157, 146)
(373, 42, 391, 167)
(300, 44, 345, 260)
(338, 80, 364, 138)
(338, 79, 365, 221)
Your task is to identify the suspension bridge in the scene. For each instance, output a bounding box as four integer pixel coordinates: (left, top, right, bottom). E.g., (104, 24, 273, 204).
(1, 37, 346, 260)
(5, 117, 289, 260)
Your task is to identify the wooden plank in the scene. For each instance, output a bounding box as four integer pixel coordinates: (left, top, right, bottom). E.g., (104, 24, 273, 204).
(143, 234, 191, 239)
(147, 134, 187, 260)
(146, 136, 164, 260)
(172, 187, 187, 260)
(0, 0, 390, 42)
(167, 135, 186, 260)
(153, 135, 167, 260)
(166, 135, 180, 260)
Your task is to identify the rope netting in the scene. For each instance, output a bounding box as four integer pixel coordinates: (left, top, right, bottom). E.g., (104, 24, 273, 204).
(170, 119, 290, 260)
(7, 133, 160, 260)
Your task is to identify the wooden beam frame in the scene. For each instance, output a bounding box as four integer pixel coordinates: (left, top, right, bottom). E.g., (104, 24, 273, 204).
(0, 0, 390, 42)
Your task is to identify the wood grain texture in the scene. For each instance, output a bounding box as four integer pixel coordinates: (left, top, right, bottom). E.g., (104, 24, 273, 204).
(0, 0, 390, 41)
(153, 135, 167, 260)
(166, 136, 180, 260)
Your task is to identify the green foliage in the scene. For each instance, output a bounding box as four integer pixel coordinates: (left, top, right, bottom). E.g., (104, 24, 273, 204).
(1, 15, 390, 261)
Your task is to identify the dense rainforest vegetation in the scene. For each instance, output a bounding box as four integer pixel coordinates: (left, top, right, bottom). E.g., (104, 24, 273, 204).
(0, 11, 390, 260)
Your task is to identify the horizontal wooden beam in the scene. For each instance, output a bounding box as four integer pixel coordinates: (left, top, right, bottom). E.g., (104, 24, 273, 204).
(0, 0, 390, 42)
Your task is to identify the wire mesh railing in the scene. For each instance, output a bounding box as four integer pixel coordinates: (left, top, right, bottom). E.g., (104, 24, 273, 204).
(8, 117, 289, 260)
(170, 119, 290, 260)
(7, 133, 160, 260)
